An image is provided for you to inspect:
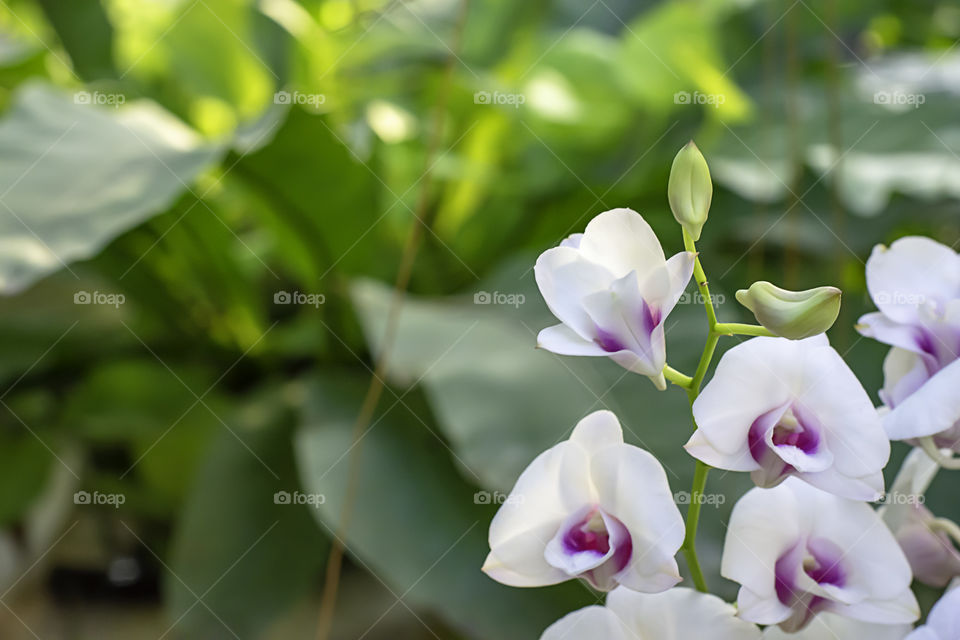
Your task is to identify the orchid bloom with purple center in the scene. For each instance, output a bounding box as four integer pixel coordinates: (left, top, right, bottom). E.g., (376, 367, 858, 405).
(905, 586, 960, 640)
(482, 410, 684, 592)
(857, 237, 960, 450)
(540, 587, 762, 640)
(723, 478, 919, 633)
(534, 208, 695, 390)
(685, 335, 890, 500)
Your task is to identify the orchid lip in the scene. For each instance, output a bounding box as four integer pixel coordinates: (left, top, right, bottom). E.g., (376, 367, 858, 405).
(544, 504, 633, 590)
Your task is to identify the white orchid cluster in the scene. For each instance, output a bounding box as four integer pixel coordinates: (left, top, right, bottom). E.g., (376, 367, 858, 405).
(481, 142, 960, 639)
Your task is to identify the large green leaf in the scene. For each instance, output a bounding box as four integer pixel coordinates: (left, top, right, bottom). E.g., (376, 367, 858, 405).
(35, 0, 115, 80)
(167, 398, 327, 640)
(0, 82, 221, 294)
(296, 372, 592, 640)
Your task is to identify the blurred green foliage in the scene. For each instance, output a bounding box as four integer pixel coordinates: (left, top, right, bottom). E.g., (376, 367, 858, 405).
(0, 0, 957, 637)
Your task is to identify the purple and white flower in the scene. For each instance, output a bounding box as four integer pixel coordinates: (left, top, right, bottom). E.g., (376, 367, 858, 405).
(723, 478, 919, 632)
(534, 208, 695, 390)
(905, 586, 960, 640)
(541, 587, 761, 640)
(857, 237, 960, 450)
(685, 335, 889, 500)
(482, 410, 684, 592)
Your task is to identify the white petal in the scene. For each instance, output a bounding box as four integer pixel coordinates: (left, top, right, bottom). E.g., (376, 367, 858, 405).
(641, 251, 696, 318)
(866, 237, 960, 325)
(882, 347, 931, 408)
(569, 410, 625, 454)
(537, 324, 608, 356)
(857, 312, 933, 362)
(921, 586, 960, 639)
(836, 587, 920, 626)
(535, 246, 615, 338)
(691, 337, 795, 457)
(801, 467, 884, 501)
(607, 587, 762, 640)
(722, 484, 802, 624)
(539, 605, 630, 640)
(484, 441, 593, 587)
(578, 208, 667, 282)
(590, 445, 684, 592)
(684, 429, 760, 472)
(795, 338, 890, 479)
(885, 358, 960, 440)
(762, 612, 912, 640)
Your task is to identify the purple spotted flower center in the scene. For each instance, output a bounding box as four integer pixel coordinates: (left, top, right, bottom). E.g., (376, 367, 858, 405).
(544, 505, 633, 591)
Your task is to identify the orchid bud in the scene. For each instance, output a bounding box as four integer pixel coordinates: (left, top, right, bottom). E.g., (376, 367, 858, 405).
(735, 281, 841, 340)
(667, 141, 712, 241)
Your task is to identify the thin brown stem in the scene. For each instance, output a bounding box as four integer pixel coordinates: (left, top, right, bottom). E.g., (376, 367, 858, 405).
(314, 2, 471, 638)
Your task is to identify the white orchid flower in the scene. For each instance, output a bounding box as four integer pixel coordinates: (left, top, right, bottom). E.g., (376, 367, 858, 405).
(540, 587, 761, 640)
(482, 410, 684, 592)
(684, 335, 889, 500)
(905, 586, 960, 640)
(534, 208, 695, 390)
(762, 612, 911, 640)
(857, 237, 960, 449)
(881, 448, 960, 588)
(723, 478, 919, 632)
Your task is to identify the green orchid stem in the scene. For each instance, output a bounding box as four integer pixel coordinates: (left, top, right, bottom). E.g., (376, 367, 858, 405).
(677, 228, 720, 594)
(714, 322, 776, 337)
(662, 365, 692, 389)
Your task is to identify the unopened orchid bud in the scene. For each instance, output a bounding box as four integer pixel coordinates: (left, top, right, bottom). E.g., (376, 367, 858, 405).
(667, 141, 712, 241)
(893, 507, 960, 587)
(735, 281, 841, 340)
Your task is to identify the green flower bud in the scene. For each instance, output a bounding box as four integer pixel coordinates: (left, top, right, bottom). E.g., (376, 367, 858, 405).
(735, 281, 842, 340)
(668, 141, 712, 241)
